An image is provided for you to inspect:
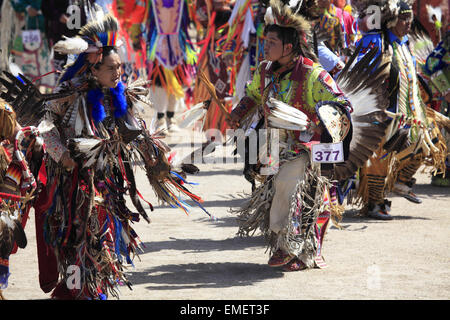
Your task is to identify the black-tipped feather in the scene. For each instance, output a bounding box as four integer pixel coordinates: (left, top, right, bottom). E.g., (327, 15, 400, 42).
(332, 46, 391, 180)
(0, 71, 73, 126)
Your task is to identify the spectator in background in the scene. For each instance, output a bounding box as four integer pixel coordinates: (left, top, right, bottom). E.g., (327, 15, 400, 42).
(41, 0, 74, 80)
(10, 0, 55, 90)
(41, 0, 96, 83)
(317, 0, 357, 57)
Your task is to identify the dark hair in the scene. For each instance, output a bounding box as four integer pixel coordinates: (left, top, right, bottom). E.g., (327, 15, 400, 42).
(264, 24, 318, 62)
(92, 46, 119, 69)
(216, 10, 232, 27)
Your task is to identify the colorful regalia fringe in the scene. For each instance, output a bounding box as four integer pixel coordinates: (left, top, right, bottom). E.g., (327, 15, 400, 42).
(145, 0, 197, 97)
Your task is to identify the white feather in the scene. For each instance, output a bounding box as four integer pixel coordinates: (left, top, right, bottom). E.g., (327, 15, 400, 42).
(71, 138, 103, 154)
(426, 5, 442, 23)
(176, 102, 207, 129)
(83, 153, 98, 168)
(268, 117, 308, 131)
(270, 109, 308, 125)
(264, 7, 275, 25)
(9, 62, 22, 76)
(0, 213, 15, 230)
(96, 149, 105, 171)
(266, 98, 309, 130)
(346, 89, 379, 117)
(75, 112, 84, 136)
(54, 36, 89, 55)
(267, 98, 309, 121)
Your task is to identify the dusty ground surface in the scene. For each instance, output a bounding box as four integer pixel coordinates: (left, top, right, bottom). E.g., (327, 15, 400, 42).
(4, 123, 450, 301)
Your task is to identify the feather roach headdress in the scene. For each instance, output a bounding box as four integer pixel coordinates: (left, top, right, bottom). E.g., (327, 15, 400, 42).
(55, 13, 123, 83)
(264, 0, 311, 37)
(264, 0, 318, 61)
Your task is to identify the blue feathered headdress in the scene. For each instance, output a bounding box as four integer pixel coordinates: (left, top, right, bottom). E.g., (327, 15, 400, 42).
(54, 13, 122, 83)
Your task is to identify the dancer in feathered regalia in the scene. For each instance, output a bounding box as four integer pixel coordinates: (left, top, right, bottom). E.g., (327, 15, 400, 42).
(143, 0, 197, 132)
(0, 70, 69, 299)
(191, 0, 234, 135)
(353, 0, 448, 219)
(420, 31, 450, 187)
(26, 13, 205, 300)
(0, 99, 33, 299)
(111, 0, 148, 84)
(228, 0, 390, 271)
(214, 0, 256, 107)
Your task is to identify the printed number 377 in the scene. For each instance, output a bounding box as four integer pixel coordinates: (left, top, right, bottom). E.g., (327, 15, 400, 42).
(314, 150, 340, 162)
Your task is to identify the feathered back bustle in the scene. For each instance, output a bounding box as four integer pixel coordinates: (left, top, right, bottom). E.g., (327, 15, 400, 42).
(331, 44, 392, 180)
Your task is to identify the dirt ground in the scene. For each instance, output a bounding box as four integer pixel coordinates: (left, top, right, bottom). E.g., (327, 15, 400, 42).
(4, 125, 450, 301)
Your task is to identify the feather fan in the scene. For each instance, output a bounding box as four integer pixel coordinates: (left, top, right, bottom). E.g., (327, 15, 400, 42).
(266, 98, 310, 131)
(68, 137, 105, 169)
(126, 78, 153, 110)
(0, 71, 73, 126)
(331, 44, 391, 181)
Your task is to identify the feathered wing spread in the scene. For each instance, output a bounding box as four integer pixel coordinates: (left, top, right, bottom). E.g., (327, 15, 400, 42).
(126, 78, 153, 111)
(133, 127, 209, 218)
(0, 71, 72, 126)
(332, 43, 391, 180)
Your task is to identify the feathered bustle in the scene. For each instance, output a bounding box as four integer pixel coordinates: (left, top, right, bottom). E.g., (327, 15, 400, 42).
(331, 43, 391, 180)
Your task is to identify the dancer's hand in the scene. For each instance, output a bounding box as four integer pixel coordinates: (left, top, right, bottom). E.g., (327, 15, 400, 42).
(312, 122, 324, 135)
(226, 113, 240, 129)
(61, 151, 76, 171)
(59, 14, 69, 24)
(26, 6, 39, 17)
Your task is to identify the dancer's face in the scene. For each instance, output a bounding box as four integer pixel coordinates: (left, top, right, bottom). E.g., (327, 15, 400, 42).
(264, 31, 293, 63)
(392, 13, 413, 38)
(91, 52, 122, 89)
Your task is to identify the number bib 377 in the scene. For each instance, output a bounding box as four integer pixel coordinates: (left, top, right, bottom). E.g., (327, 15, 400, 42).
(311, 142, 344, 163)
